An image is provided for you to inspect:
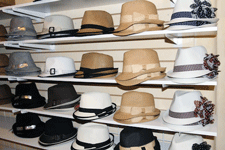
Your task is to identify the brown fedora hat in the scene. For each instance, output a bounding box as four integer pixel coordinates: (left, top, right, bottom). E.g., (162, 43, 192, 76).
(115, 49, 166, 86)
(77, 10, 114, 35)
(0, 25, 7, 41)
(0, 54, 9, 75)
(74, 52, 118, 78)
(113, 0, 164, 36)
(113, 91, 160, 124)
(0, 84, 14, 105)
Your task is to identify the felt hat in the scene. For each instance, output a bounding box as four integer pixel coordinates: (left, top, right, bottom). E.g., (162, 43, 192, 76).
(0, 84, 14, 105)
(76, 10, 115, 35)
(73, 92, 116, 120)
(7, 17, 37, 41)
(39, 56, 76, 77)
(115, 49, 166, 86)
(5, 52, 41, 76)
(38, 15, 78, 39)
(12, 82, 46, 109)
(74, 52, 118, 78)
(71, 123, 114, 150)
(39, 117, 77, 146)
(0, 25, 7, 41)
(0, 54, 9, 75)
(44, 84, 81, 110)
(113, 91, 160, 124)
(113, 0, 164, 36)
(114, 127, 160, 150)
(12, 113, 45, 138)
(169, 133, 211, 150)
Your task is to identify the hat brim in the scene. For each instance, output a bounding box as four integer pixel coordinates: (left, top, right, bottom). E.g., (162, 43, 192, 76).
(38, 29, 79, 39)
(163, 121, 203, 132)
(38, 71, 76, 78)
(74, 70, 118, 79)
(12, 97, 46, 109)
(165, 23, 217, 31)
(166, 70, 211, 79)
(163, 109, 202, 125)
(166, 18, 219, 25)
(165, 76, 211, 84)
(115, 73, 166, 86)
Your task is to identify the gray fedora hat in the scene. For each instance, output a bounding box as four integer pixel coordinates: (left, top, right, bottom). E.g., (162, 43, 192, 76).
(5, 52, 41, 76)
(7, 17, 37, 41)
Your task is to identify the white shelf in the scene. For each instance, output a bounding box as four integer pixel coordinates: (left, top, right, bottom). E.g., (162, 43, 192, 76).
(0, 75, 217, 86)
(0, 104, 217, 137)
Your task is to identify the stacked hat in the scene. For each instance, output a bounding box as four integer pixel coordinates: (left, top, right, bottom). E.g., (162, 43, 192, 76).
(114, 127, 160, 150)
(0, 84, 14, 105)
(166, 0, 219, 30)
(39, 56, 76, 77)
(167, 46, 220, 84)
(163, 91, 215, 132)
(0, 25, 7, 41)
(44, 84, 81, 110)
(71, 123, 114, 150)
(169, 133, 211, 150)
(76, 10, 115, 36)
(74, 52, 118, 78)
(5, 52, 41, 76)
(38, 15, 78, 39)
(7, 17, 37, 41)
(12, 82, 46, 109)
(73, 92, 116, 120)
(0, 54, 9, 75)
(39, 117, 77, 146)
(115, 49, 166, 86)
(113, 0, 164, 36)
(113, 91, 160, 124)
(12, 113, 45, 138)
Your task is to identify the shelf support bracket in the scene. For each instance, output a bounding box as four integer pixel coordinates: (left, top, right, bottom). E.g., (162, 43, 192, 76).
(165, 34, 183, 46)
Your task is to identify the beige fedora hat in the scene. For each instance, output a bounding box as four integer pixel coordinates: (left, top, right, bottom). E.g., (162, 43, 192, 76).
(77, 10, 115, 35)
(113, 0, 164, 36)
(113, 91, 160, 124)
(115, 49, 166, 86)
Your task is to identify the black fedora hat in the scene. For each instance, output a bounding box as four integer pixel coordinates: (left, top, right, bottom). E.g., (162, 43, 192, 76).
(12, 113, 45, 138)
(39, 117, 77, 146)
(114, 127, 161, 150)
(0, 84, 14, 105)
(12, 82, 46, 109)
(44, 84, 81, 110)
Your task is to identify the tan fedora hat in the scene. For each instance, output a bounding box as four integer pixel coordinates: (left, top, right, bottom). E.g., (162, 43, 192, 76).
(0, 25, 7, 41)
(77, 10, 115, 35)
(74, 52, 118, 78)
(115, 49, 166, 86)
(113, 91, 160, 124)
(0, 54, 9, 75)
(113, 0, 164, 36)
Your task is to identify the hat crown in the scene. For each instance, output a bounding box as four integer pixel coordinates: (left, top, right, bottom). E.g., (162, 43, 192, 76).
(15, 113, 42, 126)
(15, 82, 42, 98)
(0, 84, 13, 99)
(0, 54, 9, 67)
(80, 92, 112, 109)
(80, 52, 114, 69)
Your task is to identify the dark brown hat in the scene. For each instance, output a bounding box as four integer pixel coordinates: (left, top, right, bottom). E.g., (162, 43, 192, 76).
(0, 25, 7, 41)
(0, 84, 14, 105)
(0, 54, 9, 75)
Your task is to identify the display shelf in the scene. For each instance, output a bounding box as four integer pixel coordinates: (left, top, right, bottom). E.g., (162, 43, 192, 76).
(0, 75, 217, 86)
(0, 104, 217, 137)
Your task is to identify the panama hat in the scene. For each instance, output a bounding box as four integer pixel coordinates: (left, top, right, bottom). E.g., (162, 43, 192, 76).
(76, 10, 115, 35)
(38, 15, 78, 39)
(113, 0, 164, 36)
(0, 84, 14, 105)
(39, 57, 76, 77)
(113, 91, 160, 124)
(0, 25, 7, 41)
(114, 127, 160, 150)
(115, 49, 166, 86)
(74, 52, 118, 78)
(169, 133, 211, 150)
(71, 123, 114, 150)
(0, 54, 9, 75)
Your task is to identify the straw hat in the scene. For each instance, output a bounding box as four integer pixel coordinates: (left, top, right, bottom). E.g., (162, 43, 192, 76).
(115, 49, 166, 86)
(113, 91, 160, 124)
(0, 54, 9, 75)
(0, 25, 7, 41)
(74, 52, 118, 78)
(113, 0, 164, 36)
(77, 10, 115, 35)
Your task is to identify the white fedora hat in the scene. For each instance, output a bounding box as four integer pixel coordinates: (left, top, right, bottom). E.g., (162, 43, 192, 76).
(165, 76, 210, 84)
(166, 0, 219, 25)
(39, 57, 76, 77)
(73, 92, 116, 120)
(71, 123, 114, 150)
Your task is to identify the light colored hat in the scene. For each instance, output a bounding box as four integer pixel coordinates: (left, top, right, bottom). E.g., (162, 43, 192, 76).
(73, 92, 116, 120)
(71, 123, 114, 150)
(167, 46, 220, 80)
(113, 91, 160, 124)
(77, 10, 115, 35)
(115, 49, 166, 86)
(113, 0, 164, 36)
(169, 133, 211, 150)
(39, 57, 76, 77)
